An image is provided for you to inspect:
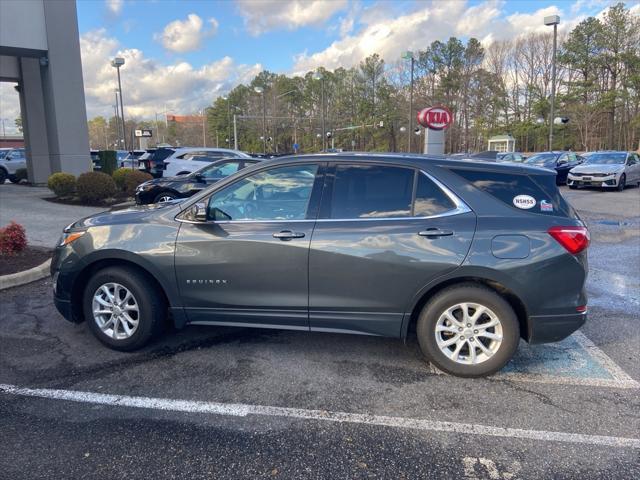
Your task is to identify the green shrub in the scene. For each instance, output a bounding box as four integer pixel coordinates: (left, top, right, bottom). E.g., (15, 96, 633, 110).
(98, 150, 118, 176)
(14, 168, 28, 182)
(112, 167, 129, 191)
(76, 171, 116, 204)
(47, 172, 76, 197)
(123, 170, 153, 196)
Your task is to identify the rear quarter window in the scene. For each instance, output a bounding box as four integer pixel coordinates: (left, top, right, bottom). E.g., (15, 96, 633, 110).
(451, 169, 576, 218)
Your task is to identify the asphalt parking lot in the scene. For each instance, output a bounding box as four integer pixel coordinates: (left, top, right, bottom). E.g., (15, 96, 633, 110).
(1, 185, 639, 479)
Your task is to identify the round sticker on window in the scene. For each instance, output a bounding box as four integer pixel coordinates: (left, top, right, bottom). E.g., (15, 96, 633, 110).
(513, 195, 536, 209)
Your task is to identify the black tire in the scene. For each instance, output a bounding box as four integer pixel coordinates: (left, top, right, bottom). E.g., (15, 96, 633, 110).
(416, 283, 520, 378)
(8, 175, 19, 184)
(0, 169, 7, 184)
(83, 266, 166, 351)
(569, 184, 577, 190)
(617, 174, 626, 192)
(153, 191, 177, 203)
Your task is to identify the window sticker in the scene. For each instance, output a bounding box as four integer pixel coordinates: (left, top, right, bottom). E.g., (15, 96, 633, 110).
(512, 195, 536, 209)
(540, 200, 553, 212)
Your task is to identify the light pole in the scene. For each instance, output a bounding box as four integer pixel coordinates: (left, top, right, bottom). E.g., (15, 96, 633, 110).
(313, 71, 326, 151)
(113, 91, 121, 149)
(254, 86, 266, 154)
(200, 108, 207, 147)
(544, 15, 560, 151)
(111, 57, 127, 151)
(401, 51, 415, 153)
(222, 96, 232, 148)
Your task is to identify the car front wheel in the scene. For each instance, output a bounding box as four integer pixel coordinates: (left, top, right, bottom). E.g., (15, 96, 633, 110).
(617, 174, 626, 192)
(83, 266, 166, 351)
(153, 192, 177, 203)
(416, 284, 520, 377)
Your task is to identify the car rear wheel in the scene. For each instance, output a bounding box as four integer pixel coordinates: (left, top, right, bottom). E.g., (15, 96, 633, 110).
(9, 175, 20, 184)
(0, 169, 7, 184)
(83, 266, 166, 351)
(153, 192, 177, 203)
(617, 174, 626, 192)
(416, 284, 520, 377)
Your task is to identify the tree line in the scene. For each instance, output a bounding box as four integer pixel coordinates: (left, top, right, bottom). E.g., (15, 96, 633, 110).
(87, 2, 639, 154)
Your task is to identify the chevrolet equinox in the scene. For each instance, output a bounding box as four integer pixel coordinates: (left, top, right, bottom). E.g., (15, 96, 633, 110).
(51, 153, 589, 377)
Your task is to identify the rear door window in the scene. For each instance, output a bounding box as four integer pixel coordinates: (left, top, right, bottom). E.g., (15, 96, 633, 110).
(329, 165, 414, 219)
(414, 173, 456, 216)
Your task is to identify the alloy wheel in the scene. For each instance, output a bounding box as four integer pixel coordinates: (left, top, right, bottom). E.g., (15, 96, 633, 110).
(434, 302, 503, 365)
(92, 282, 140, 340)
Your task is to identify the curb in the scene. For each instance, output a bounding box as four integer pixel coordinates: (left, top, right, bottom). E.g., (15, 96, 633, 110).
(0, 259, 52, 291)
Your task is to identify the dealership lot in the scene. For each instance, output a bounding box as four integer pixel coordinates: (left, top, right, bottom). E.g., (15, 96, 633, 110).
(1, 186, 639, 479)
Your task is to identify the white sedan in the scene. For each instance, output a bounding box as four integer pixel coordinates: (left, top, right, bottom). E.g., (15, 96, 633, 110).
(568, 151, 640, 191)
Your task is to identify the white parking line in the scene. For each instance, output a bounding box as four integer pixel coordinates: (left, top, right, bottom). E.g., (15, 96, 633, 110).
(1, 383, 639, 449)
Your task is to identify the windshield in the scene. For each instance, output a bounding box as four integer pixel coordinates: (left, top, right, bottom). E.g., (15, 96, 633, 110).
(525, 153, 557, 165)
(0, 150, 8, 160)
(584, 153, 626, 165)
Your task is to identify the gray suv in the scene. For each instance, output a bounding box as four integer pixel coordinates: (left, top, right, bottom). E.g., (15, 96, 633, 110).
(51, 154, 589, 377)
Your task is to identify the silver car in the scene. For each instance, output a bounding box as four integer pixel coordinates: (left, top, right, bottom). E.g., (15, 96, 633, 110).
(0, 148, 27, 184)
(567, 151, 640, 191)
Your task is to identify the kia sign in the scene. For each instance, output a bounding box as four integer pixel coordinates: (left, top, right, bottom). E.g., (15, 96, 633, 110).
(417, 106, 452, 130)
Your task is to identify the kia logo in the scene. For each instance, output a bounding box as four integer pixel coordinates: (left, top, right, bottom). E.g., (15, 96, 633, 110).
(417, 106, 453, 130)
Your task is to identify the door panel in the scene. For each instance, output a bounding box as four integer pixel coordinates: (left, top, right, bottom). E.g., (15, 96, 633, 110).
(308, 164, 476, 337)
(175, 220, 314, 328)
(308, 214, 476, 337)
(174, 162, 322, 329)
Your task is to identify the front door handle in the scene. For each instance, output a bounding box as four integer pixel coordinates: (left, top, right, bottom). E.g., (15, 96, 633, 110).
(418, 228, 454, 238)
(273, 230, 305, 240)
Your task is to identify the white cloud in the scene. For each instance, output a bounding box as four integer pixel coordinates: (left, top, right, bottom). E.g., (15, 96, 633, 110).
(80, 29, 261, 118)
(156, 14, 218, 53)
(237, 0, 348, 36)
(292, 0, 594, 74)
(105, 0, 123, 15)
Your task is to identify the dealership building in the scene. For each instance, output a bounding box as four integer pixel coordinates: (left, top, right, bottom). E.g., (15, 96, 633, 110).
(0, 0, 90, 184)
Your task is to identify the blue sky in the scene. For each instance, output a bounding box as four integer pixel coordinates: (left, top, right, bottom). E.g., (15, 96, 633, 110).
(1, 0, 638, 132)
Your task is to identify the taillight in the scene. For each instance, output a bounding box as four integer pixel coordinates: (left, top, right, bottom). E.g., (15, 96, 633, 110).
(548, 226, 590, 254)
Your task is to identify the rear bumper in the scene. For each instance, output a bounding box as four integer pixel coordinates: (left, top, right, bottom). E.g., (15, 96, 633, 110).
(527, 312, 587, 344)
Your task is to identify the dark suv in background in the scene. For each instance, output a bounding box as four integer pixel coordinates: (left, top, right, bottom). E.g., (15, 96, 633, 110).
(51, 153, 589, 377)
(135, 157, 261, 204)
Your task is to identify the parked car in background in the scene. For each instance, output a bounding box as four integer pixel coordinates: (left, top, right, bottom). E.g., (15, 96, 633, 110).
(120, 150, 148, 169)
(0, 148, 27, 184)
(162, 148, 252, 177)
(525, 151, 584, 185)
(567, 151, 640, 191)
(52, 153, 589, 378)
(496, 152, 527, 163)
(135, 157, 261, 204)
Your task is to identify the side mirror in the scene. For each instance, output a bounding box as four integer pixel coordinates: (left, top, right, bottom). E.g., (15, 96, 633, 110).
(193, 202, 207, 222)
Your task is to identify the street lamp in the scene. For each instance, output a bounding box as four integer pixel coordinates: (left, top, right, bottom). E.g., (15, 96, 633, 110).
(111, 57, 127, 151)
(254, 86, 266, 154)
(313, 70, 326, 151)
(544, 14, 560, 150)
(401, 51, 415, 153)
(222, 96, 232, 148)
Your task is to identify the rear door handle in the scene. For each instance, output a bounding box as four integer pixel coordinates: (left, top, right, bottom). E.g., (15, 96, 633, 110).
(273, 230, 305, 240)
(418, 228, 454, 238)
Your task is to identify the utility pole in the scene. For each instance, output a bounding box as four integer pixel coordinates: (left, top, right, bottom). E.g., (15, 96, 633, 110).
(201, 109, 206, 147)
(254, 86, 266, 154)
(545, 15, 560, 150)
(402, 51, 415, 153)
(313, 71, 326, 151)
(233, 114, 238, 150)
(113, 99, 121, 149)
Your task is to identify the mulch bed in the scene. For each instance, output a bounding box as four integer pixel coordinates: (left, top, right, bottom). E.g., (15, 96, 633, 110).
(43, 195, 130, 207)
(0, 246, 53, 276)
